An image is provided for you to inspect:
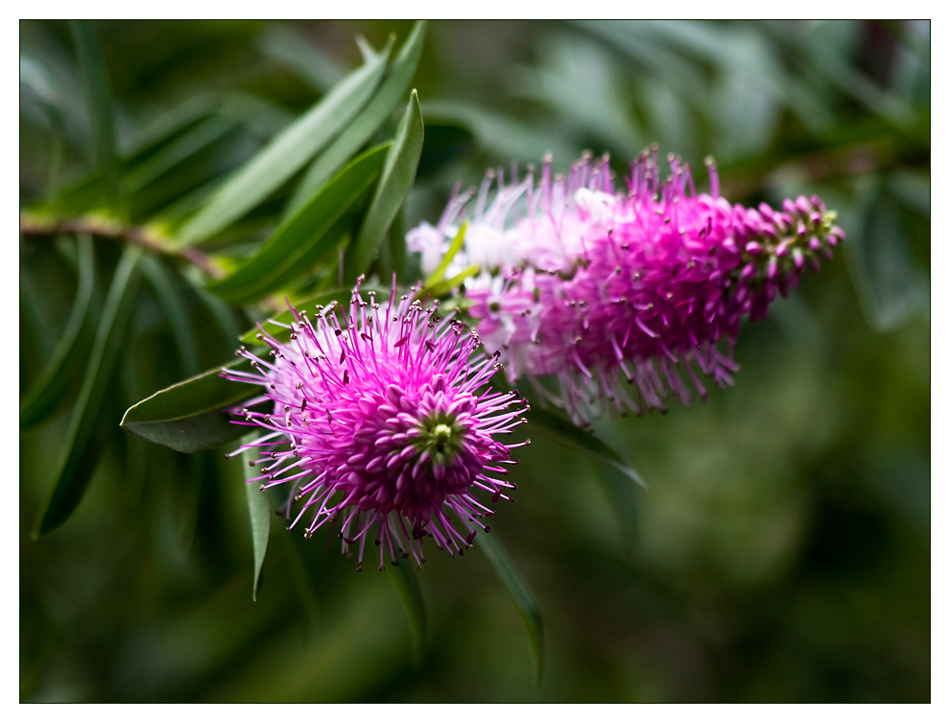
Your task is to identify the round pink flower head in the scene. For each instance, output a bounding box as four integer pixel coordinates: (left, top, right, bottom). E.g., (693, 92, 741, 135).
(410, 148, 844, 425)
(224, 281, 529, 571)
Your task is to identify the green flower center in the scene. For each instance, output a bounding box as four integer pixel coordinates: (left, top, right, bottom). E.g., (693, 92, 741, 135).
(415, 413, 466, 466)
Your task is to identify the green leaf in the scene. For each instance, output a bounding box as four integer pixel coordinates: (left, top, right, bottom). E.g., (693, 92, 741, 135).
(69, 20, 122, 211)
(343, 90, 424, 282)
(242, 434, 271, 602)
(424, 264, 480, 299)
(33, 244, 144, 537)
(284, 21, 427, 219)
(54, 96, 220, 216)
(21, 258, 64, 362)
(527, 406, 647, 489)
(20, 234, 98, 430)
(256, 24, 347, 93)
(388, 206, 408, 280)
(20, 54, 68, 205)
(388, 562, 426, 666)
(422, 221, 467, 290)
(141, 256, 200, 377)
(206, 142, 391, 305)
(124, 113, 239, 196)
(175, 41, 392, 247)
(120, 355, 261, 453)
(478, 532, 544, 685)
(421, 100, 577, 165)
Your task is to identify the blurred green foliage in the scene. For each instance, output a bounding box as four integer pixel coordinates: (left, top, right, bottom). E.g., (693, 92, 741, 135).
(20, 20, 929, 702)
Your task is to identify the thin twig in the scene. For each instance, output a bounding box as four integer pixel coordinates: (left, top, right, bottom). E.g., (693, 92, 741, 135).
(19, 213, 225, 279)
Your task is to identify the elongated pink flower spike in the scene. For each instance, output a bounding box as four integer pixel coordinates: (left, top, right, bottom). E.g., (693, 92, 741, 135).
(410, 148, 844, 425)
(223, 280, 529, 571)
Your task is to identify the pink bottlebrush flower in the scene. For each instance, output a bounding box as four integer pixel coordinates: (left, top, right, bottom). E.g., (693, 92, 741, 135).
(223, 282, 529, 571)
(408, 149, 844, 425)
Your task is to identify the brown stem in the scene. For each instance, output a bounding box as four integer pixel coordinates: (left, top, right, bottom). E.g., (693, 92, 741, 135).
(19, 213, 225, 279)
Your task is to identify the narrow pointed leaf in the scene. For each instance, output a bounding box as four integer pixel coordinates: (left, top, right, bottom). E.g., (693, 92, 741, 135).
(34, 245, 144, 537)
(19, 268, 55, 384)
(528, 406, 647, 489)
(242, 434, 271, 602)
(56, 97, 220, 215)
(355, 34, 386, 63)
(70, 20, 122, 210)
(389, 562, 426, 665)
(478, 532, 544, 684)
(425, 264, 480, 299)
(124, 114, 238, 195)
(388, 206, 408, 280)
(422, 221, 467, 291)
(256, 25, 347, 93)
(20, 235, 97, 430)
(344, 89, 424, 281)
(285, 21, 427, 219)
(206, 142, 390, 305)
(142, 256, 200, 377)
(176, 42, 392, 247)
(120, 355, 261, 453)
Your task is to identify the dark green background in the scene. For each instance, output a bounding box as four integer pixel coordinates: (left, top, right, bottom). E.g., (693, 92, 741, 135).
(20, 20, 930, 701)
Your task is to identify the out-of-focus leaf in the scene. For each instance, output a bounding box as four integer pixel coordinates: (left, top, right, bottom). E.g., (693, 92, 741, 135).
(206, 142, 390, 305)
(33, 244, 143, 537)
(422, 100, 577, 164)
(125, 114, 239, 195)
(847, 182, 929, 331)
(20, 54, 68, 203)
(121, 95, 221, 159)
(572, 21, 709, 111)
(355, 34, 385, 63)
(131, 126, 256, 224)
(256, 24, 347, 93)
(242, 434, 271, 602)
(388, 562, 426, 666)
(20, 234, 97, 430)
(634, 21, 785, 156)
(142, 256, 200, 377)
(20, 53, 67, 115)
(54, 96, 221, 216)
(888, 170, 931, 217)
(765, 20, 916, 131)
(69, 20, 122, 210)
(120, 355, 260, 454)
(285, 21, 427, 219)
(19, 265, 56, 361)
(527, 406, 647, 489)
(344, 90, 424, 281)
(510, 32, 641, 157)
(175, 42, 392, 247)
(478, 531, 544, 685)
